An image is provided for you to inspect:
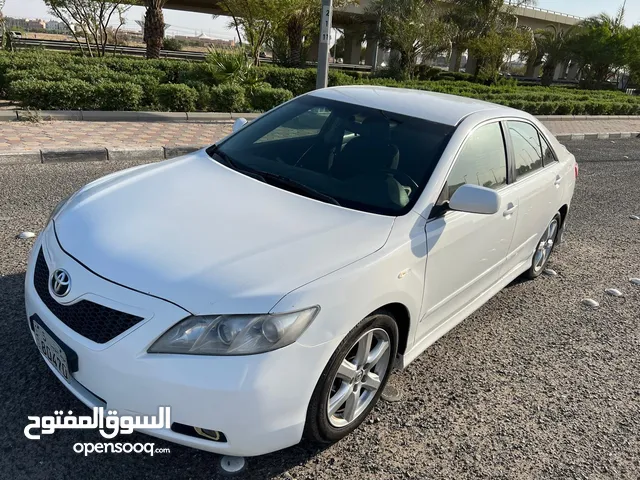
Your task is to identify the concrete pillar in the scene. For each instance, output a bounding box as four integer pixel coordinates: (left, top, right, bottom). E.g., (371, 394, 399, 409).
(343, 29, 362, 65)
(532, 65, 541, 78)
(567, 62, 580, 81)
(449, 46, 460, 72)
(465, 54, 477, 76)
(364, 39, 378, 67)
(553, 62, 567, 80)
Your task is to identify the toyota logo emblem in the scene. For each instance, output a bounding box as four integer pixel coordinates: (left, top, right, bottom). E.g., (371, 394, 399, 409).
(50, 269, 71, 297)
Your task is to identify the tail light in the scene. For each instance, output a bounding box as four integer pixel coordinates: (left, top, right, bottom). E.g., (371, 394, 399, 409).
(574, 161, 579, 179)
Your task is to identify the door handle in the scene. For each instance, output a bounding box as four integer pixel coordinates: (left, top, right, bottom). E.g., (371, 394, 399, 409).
(554, 175, 562, 186)
(503, 203, 517, 217)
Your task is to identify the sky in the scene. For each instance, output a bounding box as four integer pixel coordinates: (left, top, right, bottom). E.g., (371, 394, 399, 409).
(4, 0, 640, 41)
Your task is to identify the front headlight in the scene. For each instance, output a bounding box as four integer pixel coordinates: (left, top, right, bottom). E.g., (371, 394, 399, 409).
(46, 195, 72, 226)
(148, 307, 320, 356)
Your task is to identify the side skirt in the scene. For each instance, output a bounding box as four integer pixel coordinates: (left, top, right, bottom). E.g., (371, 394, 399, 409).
(398, 259, 531, 369)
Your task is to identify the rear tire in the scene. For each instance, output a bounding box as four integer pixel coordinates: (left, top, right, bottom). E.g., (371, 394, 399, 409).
(524, 213, 561, 279)
(304, 311, 398, 444)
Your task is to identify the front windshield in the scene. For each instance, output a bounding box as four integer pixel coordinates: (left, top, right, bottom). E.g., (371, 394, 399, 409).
(210, 95, 455, 216)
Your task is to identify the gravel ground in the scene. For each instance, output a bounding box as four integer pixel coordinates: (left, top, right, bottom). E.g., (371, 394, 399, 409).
(1, 139, 639, 479)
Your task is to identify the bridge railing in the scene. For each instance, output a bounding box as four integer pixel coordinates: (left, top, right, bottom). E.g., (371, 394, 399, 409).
(508, 3, 584, 20)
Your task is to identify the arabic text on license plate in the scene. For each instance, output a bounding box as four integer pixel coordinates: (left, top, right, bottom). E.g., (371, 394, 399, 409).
(33, 321, 70, 381)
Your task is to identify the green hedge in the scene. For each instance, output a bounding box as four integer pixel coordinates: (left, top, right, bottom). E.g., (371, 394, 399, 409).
(9, 79, 95, 110)
(8, 78, 144, 110)
(250, 86, 294, 111)
(94, 82, 144, 111)
(257, 66, 353, 95)
(156, 84, 198, 112)
(2, 51, 639, 116)
(211, 84, 246, 112)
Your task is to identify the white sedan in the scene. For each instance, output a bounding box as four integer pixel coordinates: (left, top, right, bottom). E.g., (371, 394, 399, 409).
(26, 86, 576, 457)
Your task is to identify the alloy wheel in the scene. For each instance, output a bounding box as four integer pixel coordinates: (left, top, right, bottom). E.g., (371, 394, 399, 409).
(327, 328, 391, 428)
(533, 218, 559, 273)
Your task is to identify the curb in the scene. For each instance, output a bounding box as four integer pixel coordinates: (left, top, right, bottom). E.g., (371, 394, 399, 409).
(0, 133, 638, 165)
(0, 111, 262, 122)
(0, 110, 637, 123)
(0, 145, 207, 165)
(555, 132, 640, 141)
(537, 115, 640, 122)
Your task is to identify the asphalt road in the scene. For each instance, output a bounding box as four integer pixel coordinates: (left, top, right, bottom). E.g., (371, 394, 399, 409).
(1, 139, 639, 479)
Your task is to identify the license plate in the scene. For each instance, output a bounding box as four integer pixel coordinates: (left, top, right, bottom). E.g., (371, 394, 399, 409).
(31, 315, 76, 381)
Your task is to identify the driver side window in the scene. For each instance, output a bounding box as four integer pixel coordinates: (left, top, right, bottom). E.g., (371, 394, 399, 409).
(438, 122, 508, 204)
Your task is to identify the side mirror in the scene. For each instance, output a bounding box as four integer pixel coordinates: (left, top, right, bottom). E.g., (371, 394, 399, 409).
(232, 118, 248, 133)
(449, 184, 500, 215)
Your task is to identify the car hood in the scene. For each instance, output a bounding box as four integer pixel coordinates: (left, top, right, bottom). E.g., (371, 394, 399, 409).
(54, 151, 395, 314)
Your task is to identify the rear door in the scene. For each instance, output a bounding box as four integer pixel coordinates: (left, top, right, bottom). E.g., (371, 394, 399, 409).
(503, 120, 564, 267)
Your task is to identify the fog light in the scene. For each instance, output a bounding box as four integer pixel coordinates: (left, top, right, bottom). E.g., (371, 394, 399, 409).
(170, 422, 227, 442)
(195, 427, 223, 441)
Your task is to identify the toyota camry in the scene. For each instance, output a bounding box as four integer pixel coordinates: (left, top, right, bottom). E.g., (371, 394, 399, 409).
(26, 86, 577, 457)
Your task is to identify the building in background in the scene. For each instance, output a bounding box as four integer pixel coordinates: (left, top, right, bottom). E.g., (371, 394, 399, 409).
(45, 20, 68, 32)
(5, 17, 28, 30)
(26, 19, 47, 31)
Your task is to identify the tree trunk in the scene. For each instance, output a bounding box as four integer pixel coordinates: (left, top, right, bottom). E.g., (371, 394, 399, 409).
(541, 65, 554, 87)
(144, 4, 165, 60)
(287, 15, 304, 67)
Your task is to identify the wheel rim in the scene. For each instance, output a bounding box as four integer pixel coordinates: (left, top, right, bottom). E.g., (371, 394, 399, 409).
(327, 328, 391, 428)
(533, 218, 558, 273)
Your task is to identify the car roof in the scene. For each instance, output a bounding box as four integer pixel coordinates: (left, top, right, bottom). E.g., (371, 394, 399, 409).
(308, 85, 520, 127)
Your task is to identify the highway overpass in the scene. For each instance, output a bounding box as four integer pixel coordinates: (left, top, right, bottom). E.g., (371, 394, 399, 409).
(157, 0, 583, 69)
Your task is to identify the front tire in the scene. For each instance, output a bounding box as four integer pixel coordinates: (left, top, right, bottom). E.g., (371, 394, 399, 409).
(524, 213, 561, 279)
(304, 312, 398, 444)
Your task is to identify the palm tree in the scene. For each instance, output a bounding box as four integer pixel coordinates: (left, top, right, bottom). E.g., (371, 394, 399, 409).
(569, 4, 628, 87)
(446, 0, 535, 74)
(143, 0, 168, 59)
(535, 25, 574, 86)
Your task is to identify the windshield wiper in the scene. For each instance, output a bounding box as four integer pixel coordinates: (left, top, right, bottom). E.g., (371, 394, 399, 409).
(208, 145, 267, 182)
(208, 146, 340, 206)
(258, 172, 341, 206)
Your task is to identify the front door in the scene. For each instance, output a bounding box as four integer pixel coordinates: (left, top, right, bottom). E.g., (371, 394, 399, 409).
(417, 121, 518, 339)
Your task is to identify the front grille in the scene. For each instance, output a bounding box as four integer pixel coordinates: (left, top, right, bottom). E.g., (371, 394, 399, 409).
(33, 248, 144, 344)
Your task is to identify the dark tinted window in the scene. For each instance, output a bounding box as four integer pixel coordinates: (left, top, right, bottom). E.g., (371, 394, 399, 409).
(213, 96, 454, 216)
(508, 121, 543, 178)
(541, 137, 557, 166)
(440, 122, 507, 201)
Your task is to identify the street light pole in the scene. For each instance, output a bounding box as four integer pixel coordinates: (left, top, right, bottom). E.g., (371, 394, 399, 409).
(316, 0, 333, 89)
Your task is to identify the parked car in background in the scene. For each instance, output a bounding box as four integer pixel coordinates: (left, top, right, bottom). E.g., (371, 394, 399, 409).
(25, 86, 576, 457)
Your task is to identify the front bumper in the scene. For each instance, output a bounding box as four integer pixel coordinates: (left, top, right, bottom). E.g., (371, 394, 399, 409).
(25, 225, 339, 456)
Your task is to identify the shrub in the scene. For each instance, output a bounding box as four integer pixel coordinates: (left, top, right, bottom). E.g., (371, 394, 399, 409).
(210, 84, 246, 112)
(585, 101, 612, 115)
(258, 66, 315, 95)
(155, 84, 198, 112)
(129, 74, 162, 108)
(415, 65, 441, 81)
(162, 37, 184, 51)
(8, 79, 94, 110)
(185, 81, 213, 111)
(2, 51, 639, 114)
(93, 82, 144, 111)
(537, 102, 559, 115)
(328, 70, 355, 87)
(435, 71, 474, 82)
(571, 102, 586, 115)
(555, 102, 574, 115)
(250, 86, 294, 111)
